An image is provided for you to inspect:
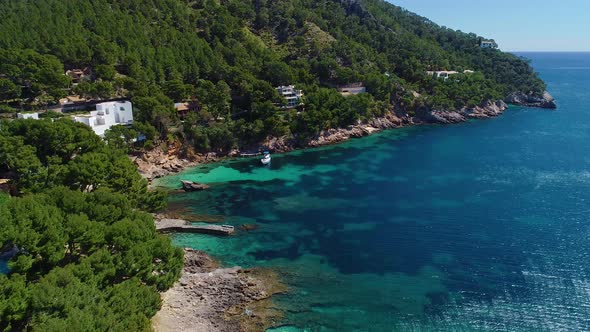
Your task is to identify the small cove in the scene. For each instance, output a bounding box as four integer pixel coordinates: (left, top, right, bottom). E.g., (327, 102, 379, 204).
(156, 52, 590, 331)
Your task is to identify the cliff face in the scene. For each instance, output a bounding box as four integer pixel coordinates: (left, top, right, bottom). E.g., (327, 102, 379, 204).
(506, 91, 557, 109)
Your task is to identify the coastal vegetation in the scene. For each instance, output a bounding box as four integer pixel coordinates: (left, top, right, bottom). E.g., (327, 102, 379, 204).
(0, 1, 551, 328)
(0, 0, 547, 152)
(0, 119, 183, 331)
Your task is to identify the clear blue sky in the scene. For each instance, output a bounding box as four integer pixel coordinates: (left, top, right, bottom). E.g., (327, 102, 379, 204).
(388, 0, 590, 52)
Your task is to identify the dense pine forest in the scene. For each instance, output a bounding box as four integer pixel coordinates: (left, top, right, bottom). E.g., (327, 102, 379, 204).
(0, 1, 548, 329)
(0, 0, 546, 151)
(0, 119, 183, 330)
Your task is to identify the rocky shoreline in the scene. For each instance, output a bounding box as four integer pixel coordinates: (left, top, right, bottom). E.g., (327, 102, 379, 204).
(306, 99, 509, 148)
(153, 249, 287, 332)
(131, 148, 216, 182)
(135, 94, 554, 181)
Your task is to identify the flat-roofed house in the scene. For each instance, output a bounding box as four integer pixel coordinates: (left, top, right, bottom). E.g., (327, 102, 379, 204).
(74, 101, 133, 137)
(426, 70, 459, 80)
(480, 40, 496, 49)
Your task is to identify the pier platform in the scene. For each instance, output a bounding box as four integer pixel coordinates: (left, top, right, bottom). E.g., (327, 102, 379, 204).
(239, 152, 263, 157)
(156, 218, 234, 236)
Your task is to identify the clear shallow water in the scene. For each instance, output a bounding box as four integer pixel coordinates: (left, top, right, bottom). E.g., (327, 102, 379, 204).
(157, 53, 590, 331)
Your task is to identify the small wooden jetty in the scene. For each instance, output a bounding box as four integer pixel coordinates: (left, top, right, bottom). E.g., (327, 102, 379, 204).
(239, 151, 264, 157)
(156, 219, 234, 236)
(239, 147, 273, 158)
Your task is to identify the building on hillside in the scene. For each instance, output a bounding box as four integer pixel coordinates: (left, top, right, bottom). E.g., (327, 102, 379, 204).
(426, 70, 459, 80)
(66, 67, 92, 85)
(17, 112, 39, 120)
(0, 178, 14, 195)
(276, 85, 304, 109)
(480, 40, 496, 49)
(337, 83, 366, 97)
(60, 95, 87, 105)
(427, 70, 475, 80)
(174, 99, 201, 120)
(59, 95, 91, 112)
(74, 101, 133, 137)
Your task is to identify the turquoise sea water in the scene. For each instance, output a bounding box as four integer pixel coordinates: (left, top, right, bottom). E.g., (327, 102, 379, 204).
(156, 53, 590, 331)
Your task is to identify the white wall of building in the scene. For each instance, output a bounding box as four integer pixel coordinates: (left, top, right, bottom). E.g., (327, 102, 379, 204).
(276, 85, 304, 108)
(74, 101, 133, 137)
(17, 113, 39, 120)
(481, 41, 495, 49)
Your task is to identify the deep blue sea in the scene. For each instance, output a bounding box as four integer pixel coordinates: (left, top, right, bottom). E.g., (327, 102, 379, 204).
(159, 52, 590, 331)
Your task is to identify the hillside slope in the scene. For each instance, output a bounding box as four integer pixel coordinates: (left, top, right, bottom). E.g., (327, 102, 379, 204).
(0, 0, 551, 150)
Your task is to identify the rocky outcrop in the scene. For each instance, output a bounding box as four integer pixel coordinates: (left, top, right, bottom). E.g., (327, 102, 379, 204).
(505, 91, 557, 109)
(132, 148, 220, 181)
(415, 99, 508, 124)
(152, 249, 286, 332)
(181, 180, 210, 191)
(463, 100, 508, 118)
(132, 149, 193, 181)
(240, 224, 260, 232)
(415, 108, 465, 124)
(307, 113, 404, 147)
(263, 136, 297, 153)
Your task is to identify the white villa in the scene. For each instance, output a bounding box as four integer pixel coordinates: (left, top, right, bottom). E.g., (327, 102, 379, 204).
(276, 85, 304, 109)
(480, 40, 496, 49)
(74, 101, 133, 137)
(17, 113, 39, 120)
(427, 70, 475, 80)
(427, 70, 459, 79)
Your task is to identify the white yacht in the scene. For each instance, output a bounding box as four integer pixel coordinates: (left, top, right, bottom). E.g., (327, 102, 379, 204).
(261, 151, 271, 165)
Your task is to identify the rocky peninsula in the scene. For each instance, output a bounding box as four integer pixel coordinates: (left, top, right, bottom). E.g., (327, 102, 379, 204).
(506, 91, 557, 109)
(153, 249, 287, 332)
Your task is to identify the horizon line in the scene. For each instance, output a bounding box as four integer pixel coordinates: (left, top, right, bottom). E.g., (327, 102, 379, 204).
(506, 50, 590, 53)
